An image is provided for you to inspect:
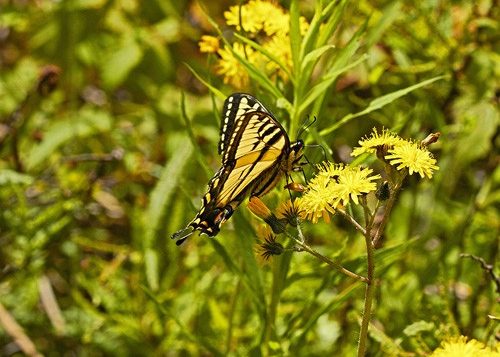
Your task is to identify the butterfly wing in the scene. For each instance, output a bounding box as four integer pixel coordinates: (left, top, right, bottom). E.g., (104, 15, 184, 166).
(172, 94, 294, 245)
(219, 93, 274, 158)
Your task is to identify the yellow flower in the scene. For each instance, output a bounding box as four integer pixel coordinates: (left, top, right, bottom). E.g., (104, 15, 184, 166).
(224, 0, 263, 34)
(255, 225, 284, 261)
(262, 32, 293, 80)
(299, 174, 336, 223)
(276, 199, 304, 226)
(198, 35, 220, 53)
(334, 166, 381, 206)
(385, 140, 439, 179)
(351, 127, 404, 157)
(224, 0, 289, 36)
(212, 0, 310, 87)
(216, 42, 253, 89)
(431, 336, 500, 357)
(299, 162, 381, 223)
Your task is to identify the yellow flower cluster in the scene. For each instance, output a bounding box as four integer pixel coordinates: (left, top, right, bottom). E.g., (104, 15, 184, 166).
(299, 163, 381, 223)
(198, 0, 309, 88)
(351, 128, 439, 179)
(431, 336, 500, 357)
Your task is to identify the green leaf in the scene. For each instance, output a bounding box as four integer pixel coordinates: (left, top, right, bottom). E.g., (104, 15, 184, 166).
(300, 44, 335, 74)
(344, 237, 421, 276)
(232, 213, 267, 316)
(180, 91, 212, 177)
(234, 33, 292, 84)
(289, 0, 301, 80)
(299, 54, 368, 115)
(144, 248, 159, 291)
(143, 137, 193, 289)
(141, 286, 224, 356)
(291, 282, 361, 346)
(403, 320, 434, 337)
(315, 0, 349, 52)
(320, 75, 446, 136)
(369, 321, 407, 355)
(184, 63, 226, 101)
(210, 238, 267, 321)
(300, 0, 343, 59)
(0, 169, 33, 185)
(365, 2, 402, 48)
(25, 107, 112, 171)
(101, 36, 143, 88)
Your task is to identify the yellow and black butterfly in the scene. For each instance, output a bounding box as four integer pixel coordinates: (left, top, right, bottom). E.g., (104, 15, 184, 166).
(171, 93, 304, 245)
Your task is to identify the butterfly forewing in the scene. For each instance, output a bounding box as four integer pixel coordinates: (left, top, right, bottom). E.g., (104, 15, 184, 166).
(219, 93, 273, 157)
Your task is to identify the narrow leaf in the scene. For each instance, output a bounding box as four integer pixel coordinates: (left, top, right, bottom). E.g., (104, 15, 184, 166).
(299, 54, 368, 115)
(234, 33, 293, 84)
(320, 75, 446, 136)
(289, 0, 301, 79)
(25, 107, 112, 170)
(300, 44, 335, 73)
(184, 63, 225, 100)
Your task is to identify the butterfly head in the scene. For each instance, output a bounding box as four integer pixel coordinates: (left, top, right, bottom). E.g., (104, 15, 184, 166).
(290, 139, 304, 169)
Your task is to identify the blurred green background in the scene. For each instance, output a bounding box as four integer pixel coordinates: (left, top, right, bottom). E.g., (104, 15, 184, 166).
(0, 0, 498, 356)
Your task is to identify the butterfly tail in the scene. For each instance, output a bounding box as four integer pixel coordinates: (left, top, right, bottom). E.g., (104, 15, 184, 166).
(171, 226, 195, 246)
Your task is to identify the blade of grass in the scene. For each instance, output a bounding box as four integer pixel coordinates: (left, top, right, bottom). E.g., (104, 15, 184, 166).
(143, 139, 193, 290)
(180, 91, 211, 178)
(141, 286, 224, 356)
(315, 0, 349, 50)
(292, 282, 361, 346)
(210, 238, 268, 322)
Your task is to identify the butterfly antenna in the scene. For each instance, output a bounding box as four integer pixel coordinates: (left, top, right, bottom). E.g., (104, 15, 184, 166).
(296, 115, 317, 140)
(171, 226, 195, 246)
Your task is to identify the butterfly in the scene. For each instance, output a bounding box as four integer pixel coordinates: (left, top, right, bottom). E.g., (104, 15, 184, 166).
(171, 93, 304, 245)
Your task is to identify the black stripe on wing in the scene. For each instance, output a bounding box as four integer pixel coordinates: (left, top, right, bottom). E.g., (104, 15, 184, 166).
(218, 93, 274, 156)
(222, 111, 290, 164)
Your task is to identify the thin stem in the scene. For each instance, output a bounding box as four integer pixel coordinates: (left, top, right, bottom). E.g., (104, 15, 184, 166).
(289, 236, 368, 283)
(367, 200, 381, 231)
(360, 195, 371, 227)
(295, 219, 305, 243)
(337, 209, 367, 235)
(357, 230, 375, 356)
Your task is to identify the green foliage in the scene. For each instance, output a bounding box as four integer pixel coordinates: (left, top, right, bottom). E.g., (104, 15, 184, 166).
(0, 0, 498, 356)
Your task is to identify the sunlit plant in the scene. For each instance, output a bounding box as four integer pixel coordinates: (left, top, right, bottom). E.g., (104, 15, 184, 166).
(249, 128, 440, 355)
(193, 0, 445, 355)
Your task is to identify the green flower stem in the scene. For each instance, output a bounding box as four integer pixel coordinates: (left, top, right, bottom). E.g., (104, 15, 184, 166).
(357, 231, 375, 356)
(289, 236, 368, 283)
(337, 209, 367, 235)
(358, 178, 405, 355)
